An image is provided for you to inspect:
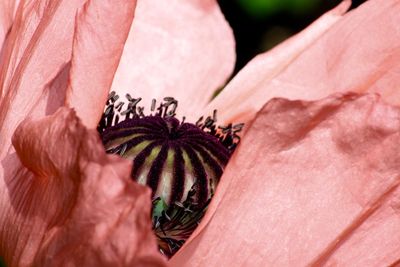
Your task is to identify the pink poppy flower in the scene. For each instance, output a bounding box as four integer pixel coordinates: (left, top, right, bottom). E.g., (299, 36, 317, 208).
(1, 0, 400, 266)
(0, 1, 166, 266)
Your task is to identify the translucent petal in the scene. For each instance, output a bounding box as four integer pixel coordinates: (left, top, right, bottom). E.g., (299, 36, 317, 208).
(0, 0, 85, 159)
(205, 0, 400, 124)
(66, 0, 137, 128)
(0, 0, 20, 51)
(110, 0, 235, 121)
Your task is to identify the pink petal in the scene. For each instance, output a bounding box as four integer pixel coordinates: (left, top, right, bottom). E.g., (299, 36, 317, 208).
(171, 93, 400, 266)
(0, 0, 137, 157)
(0, 107, 167, 266)
(66, 0, 137, 128)
(206, 0, 400, 125)
(110, 0, 235, 121)
(0, 0, 19, 50)
(0, 0, 86, 159)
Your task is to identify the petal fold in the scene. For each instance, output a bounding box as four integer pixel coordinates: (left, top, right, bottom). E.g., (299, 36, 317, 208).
(0, 107, 167, 267)
(172, 93, 400, 266)
(110, 0, 235, 121)
(0, 0, 20, 51)
(66, 0, 137, 128)
(207, 0, 400, 124)
(0, 0, 86, 159)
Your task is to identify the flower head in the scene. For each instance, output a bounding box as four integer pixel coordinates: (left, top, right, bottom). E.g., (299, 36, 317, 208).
(1, 0, 400, 266)
(98, 92, 240, 256)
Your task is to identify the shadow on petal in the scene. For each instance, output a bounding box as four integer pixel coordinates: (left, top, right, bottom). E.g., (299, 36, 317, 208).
(0, 107, 167, 267)
(172, 93, 400, 266)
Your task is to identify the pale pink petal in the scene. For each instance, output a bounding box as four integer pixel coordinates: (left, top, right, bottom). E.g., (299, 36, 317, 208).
(0, 0, 137, 157)
(66, 0, 137, 128)
(0, 0, 19, 50)
(0, 0, 86, 160)
(110, 0, 235, 121)
(274, 0, 400, 104)
(205, 0, 400, 125)
(171, 93, 400, 266)
(0, 107, 167, 266)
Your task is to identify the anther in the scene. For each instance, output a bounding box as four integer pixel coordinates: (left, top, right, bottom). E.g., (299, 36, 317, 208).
(98, 91, 242, 257)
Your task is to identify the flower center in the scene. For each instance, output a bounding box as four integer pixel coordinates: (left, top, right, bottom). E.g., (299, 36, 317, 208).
(98, 92, 242, 257)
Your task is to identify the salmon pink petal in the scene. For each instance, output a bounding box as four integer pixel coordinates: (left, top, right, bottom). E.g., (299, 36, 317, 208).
(0, 107, 167, 266)
(0, 0, 19, 50)
(0, 0, 137, 155)
(0, 0, 87, 159)
(171, 93, 400, 266)
(66, 0, 137, 129)
(272, 0, 400, 104)
(110, 0, 235, 121)
(207, 0, 400, 125)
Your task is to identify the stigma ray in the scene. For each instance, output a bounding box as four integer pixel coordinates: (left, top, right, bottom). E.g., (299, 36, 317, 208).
(98, 91, 243, 257)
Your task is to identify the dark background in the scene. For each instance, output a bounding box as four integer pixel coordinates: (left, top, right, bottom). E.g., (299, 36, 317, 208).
(219, 0, 368, 74)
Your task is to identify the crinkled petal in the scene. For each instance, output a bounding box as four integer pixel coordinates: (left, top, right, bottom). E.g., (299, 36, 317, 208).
(0, 0, 20, 51)
(206, 0, 400, 124)
(0, 107, 167, 267)
(171, 93, 400, 266)
(275, 0, 400, 104)
(66, 0, 137, 128)
(110, 0, 235, 121)
(0, 0, 137, 157)
(0, 0, 86, 160)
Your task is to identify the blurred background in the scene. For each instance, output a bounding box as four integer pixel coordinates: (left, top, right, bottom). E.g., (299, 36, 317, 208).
(219, 0, 368, 75)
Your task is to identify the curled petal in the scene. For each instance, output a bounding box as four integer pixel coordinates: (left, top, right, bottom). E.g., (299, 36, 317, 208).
(110, 0, 235, 121)
(172, 93, 400, 266)
(206, 0, 400, 124)
(0, 107, 166, 267)
(0, 0, 86, 159)
(66, 0, 137, 129)
(0, 0, 20, 51)
(274, 0, 400, 104)
(0, 0, 137, 158)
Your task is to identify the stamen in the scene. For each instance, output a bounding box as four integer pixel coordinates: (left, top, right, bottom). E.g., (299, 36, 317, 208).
(98, 91, 243, 257)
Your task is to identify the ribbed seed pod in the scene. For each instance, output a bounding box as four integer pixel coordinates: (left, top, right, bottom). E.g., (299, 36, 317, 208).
(100, 115, 231, 256)
(102, 115, 229, 206)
